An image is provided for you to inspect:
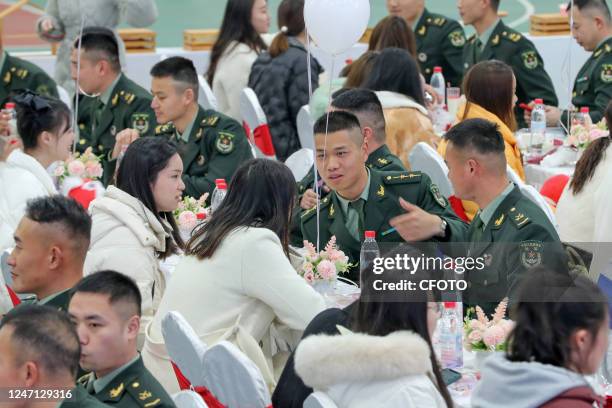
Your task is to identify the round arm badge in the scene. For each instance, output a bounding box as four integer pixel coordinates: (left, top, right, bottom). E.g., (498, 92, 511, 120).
(449, 31, 466, 47)
(519, 240, 544, 268)
(601, 64, 612, 83)
(430, 184, 448, 208)
(216, 131, 235, 154)
(522, 50, 539, 70)
(132, 113, 150, 134)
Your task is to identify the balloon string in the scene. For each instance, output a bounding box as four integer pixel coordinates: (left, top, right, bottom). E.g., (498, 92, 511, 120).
(305, 27, 320, 253)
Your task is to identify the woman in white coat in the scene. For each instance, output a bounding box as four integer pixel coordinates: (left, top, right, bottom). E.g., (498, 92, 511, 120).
(85, 137, 184, 347)
(0, 92, 73, 252)
(142, 159, 325, 394)
(36, 0, 158, 94)
(206, 0, 270, 121)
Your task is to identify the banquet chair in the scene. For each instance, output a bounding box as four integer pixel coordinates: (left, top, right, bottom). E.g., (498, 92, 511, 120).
(297, 105, 315, 151)
(304, 391, 338, 408)
(507, 166, 557, 228)
(201, 341, 271, 408)
(172, 390, 209, 408)
(240, 88, 276, 159)
(197, 75, 219, 111)
(161, 311, 208, 386)
(285, 148, 314, 181)
(506, 164, 523, 186)
(57, 85, 72, 113)
(408, 142, 454, 197)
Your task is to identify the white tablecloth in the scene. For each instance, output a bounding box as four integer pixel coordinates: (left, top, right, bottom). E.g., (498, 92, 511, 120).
(524, 163, 574, 190)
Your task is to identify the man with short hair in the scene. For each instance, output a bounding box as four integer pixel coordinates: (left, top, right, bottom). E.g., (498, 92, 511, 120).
(150, 56, 253, 200)
(69, 270, 173, 407)
(301, 111, 466, 283)
(0, 305, 108, 407)
(459, 0, 558, 127)
(8, 195, 91, 311)
(387, 0, 466, 86)
(537, 0, 612, 126)
(71, 27, 157, 185)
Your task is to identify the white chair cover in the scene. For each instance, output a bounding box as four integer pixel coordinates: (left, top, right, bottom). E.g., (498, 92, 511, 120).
(161, 311, 208, 386)
(285, 148, 314, 181)
(198, 75, 219, 111)
(239, 88, 270, 159)
(408, 142, 454, 197)
(172, 390, 209, 408)
(304, 392, 338, 408)
(56, 85, 72, 112)
(0, 256, 13, 315)
(201, 341, 271, 408)
(506, 165, 524, 186)
(507, 166, 557, 228)
(297, 105, 315, 151)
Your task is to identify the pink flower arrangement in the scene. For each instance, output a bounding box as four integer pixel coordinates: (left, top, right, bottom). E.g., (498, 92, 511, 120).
(464, 298, 514, 352)
(56, 148, 103, 181)
(299, 236, 351, 283)
(173, 194, 209, 230)
(567, 119, 609, 148)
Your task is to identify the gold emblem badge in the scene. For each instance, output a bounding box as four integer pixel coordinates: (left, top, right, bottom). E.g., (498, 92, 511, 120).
(109, 383, 124, 398)
(376, 185, 385, 197)
(139, 391, 152, 400)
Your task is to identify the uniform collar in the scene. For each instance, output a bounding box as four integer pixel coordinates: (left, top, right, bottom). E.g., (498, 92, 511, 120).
(99, 73, 122, 106)
(0, 51, 7, 74)
(411, 9, 426, 31)
(477, 182, 514, 229)
(479, 18, 501, 49)
(38, 288, 71, 306)
(93, 354, 140, 394)
(367, 144, 390, 164)
(594, 36, 612, 55)
(336, 168, 371, 217)
(176, 108, 199, 143)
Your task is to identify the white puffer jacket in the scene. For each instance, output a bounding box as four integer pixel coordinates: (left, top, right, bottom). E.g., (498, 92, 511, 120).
(85, 186, 170, 347)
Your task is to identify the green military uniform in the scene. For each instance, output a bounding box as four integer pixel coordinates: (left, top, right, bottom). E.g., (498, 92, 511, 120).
(156, 105, 253, 200)
(78, 356, 174, 408)
(463, 20, 558, 128)
(562, 37, 612, 124)
(38, 288, 71, 311)
(0, 51, 58, 107)
(413, 9, 466, 87)
(300, 169, 468, 283)
(76, 73, 157, 185)
(59, 385, 109, 408)
(462, 184, 566, 315)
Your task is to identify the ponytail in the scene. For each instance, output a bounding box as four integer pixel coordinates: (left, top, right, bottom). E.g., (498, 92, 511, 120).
(269, 28, 289, 58)
(269, 0, 305, 58)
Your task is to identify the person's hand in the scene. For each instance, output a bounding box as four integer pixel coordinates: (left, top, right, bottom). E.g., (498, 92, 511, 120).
(423, 84, 442, 108)
(523, 101, 536, 126)
(111, 128, 140, 160)
(300, 189, 319, 210)
(1, 137, 22, 162)
(544, 106, 562, 127)
(389, 198, 443, 242)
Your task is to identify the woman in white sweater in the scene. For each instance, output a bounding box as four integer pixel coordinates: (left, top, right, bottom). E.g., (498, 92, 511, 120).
(85, 137, 184, 347)
(206, 0, 270, 121)
(0, 92, 72, 251)
(142, 159, 325, 394)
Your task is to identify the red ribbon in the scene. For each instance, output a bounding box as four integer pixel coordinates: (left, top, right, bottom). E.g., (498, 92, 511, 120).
(7, 285, 20, 306)
(253, 124, 276, 157)
(448, 195, 470, 222)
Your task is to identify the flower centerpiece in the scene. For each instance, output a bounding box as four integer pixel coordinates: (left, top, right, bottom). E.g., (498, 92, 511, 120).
(300, 236, 351, 293)
(464, 298, 514, 353)
(567, 119, 609, 149)
(54, 147, 103, 182)
(173, 194, 209, 240)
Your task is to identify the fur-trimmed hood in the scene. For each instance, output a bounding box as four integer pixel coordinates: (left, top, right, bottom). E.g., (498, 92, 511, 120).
(294, 329, 432, 390)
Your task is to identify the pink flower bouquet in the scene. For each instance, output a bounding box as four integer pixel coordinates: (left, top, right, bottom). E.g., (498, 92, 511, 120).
(173, 194, 209, 230)
(464, 298, 514, 352)
(567, 119, 609, 149)
(55, 147, 103, 181)
(300, 236, 351, 283)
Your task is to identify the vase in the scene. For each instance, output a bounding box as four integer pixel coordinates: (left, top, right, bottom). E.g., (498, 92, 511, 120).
(473, 350, 504, 371)
(312, 279, 337, 295)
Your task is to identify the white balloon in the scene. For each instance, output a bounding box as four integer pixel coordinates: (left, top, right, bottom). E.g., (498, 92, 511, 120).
(304, 0, 370, 56)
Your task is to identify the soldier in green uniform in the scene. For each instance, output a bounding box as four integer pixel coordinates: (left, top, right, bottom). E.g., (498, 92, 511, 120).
(535, 0, 612, 126)
(459, 0, 558, 127)
(301, 111, 467, 283)
(0, 43, 58, 107)
(71, 27, 157, 185)
(387, 0, 466, 86)
(149, 57, 252, 200)
(439, 119, 567, 315)
(8, 196, 91, 312)
(0, 305, 108, 408)
(70, 271, 174, 408)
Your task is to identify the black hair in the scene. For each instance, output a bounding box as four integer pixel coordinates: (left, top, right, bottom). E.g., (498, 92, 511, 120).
(506, 268, 608, 374)
(269, 0, 305, 58)
(25, 195, 91, 257)
(444, 118, 506, 155)
(14, 92, 71, 150)
(150, 56, 199, 100)
(332, 89, 387, 143)
(187, 159, 296, 259)
(0, 305, 80, 377)
(116, 137, 183, 259)
(490, 0, 501, 12)
(362, 47, 425, 107)
(71, 270, 142, 317)
(74, 26, 121, 72)
(313, 110, 362, 136)
(568, 0, 612, 22)
(206, 0, 268, 85)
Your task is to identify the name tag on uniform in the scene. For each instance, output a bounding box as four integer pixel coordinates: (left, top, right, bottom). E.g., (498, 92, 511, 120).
(576, 76, 589, 83)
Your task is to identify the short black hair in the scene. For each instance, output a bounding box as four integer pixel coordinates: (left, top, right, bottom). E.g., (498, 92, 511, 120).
(490, 0, 500, 11)
(74, 26, 121, 72)
(569, 0, 612, 22)
(313, 111, 362, 136)
(332, 89, 387, 143)
(71, 270, 142, 317)
(15, 94, 71, 150)
(25, 195, 91, 256)
(444, 118, 505, 156)
(0, 305, 80, 377)
(150, 56, 199, 100)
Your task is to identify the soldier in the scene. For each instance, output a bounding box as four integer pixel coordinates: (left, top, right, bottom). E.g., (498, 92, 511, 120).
(0, 41, 58, 108)
(8, 196, 91, 311)
(301, 111, 466, 283)
(439, 119, 567, 314)
(150, 57, 253, 200)
(71, 27, 157, 185)
(534, 0, 612, 126)
(0, 305, 108, 408)
(459, 0, 558, 127)
(386, 0, 466, 86)
(70, 271, 174, 408)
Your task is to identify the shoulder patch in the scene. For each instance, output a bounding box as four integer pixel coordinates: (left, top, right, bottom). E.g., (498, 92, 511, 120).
(509, 207, 531, 229)
(383, 172, 422, 184)
(448, 30, 466, 47)
(519, 240, 544, 268)
(522, 50, 539, 70)
(430, 183, 448, 208)
(215, 131, 235, 154)
(601, 64, 612, 83)
(126, 380, 162, 407)
(131, 113, 150, 134)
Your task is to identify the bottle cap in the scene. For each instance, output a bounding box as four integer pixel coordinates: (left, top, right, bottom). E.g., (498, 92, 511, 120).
(444, 302, 456, 309)
(215, 179, 226, 188)
(365, 231, 376, 239)
(534, 98, 544, 104)
(433, 66, 442, 73)
(5, 102, 15, 110)
(580, 107, 590, 113)
(196, 212, 206, 220)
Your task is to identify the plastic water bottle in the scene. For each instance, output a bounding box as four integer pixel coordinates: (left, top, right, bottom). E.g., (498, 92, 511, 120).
(210, 179, 227, 212)
(430, 67, 446, 104)
(577, 106, 593, 127)
(439, 302, 463, 369)
(359, 230, 380, 288)
(3, 102, 17, 137)
(530, 98, 546, 154)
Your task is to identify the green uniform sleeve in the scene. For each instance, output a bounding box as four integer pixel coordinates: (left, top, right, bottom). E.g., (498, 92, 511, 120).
(31, 71, 58, 98)
(441, 21, 466, 87)
(510, 46, 558, 107)
(589, 58, 612, 123)
(126, 98, 157, 137)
